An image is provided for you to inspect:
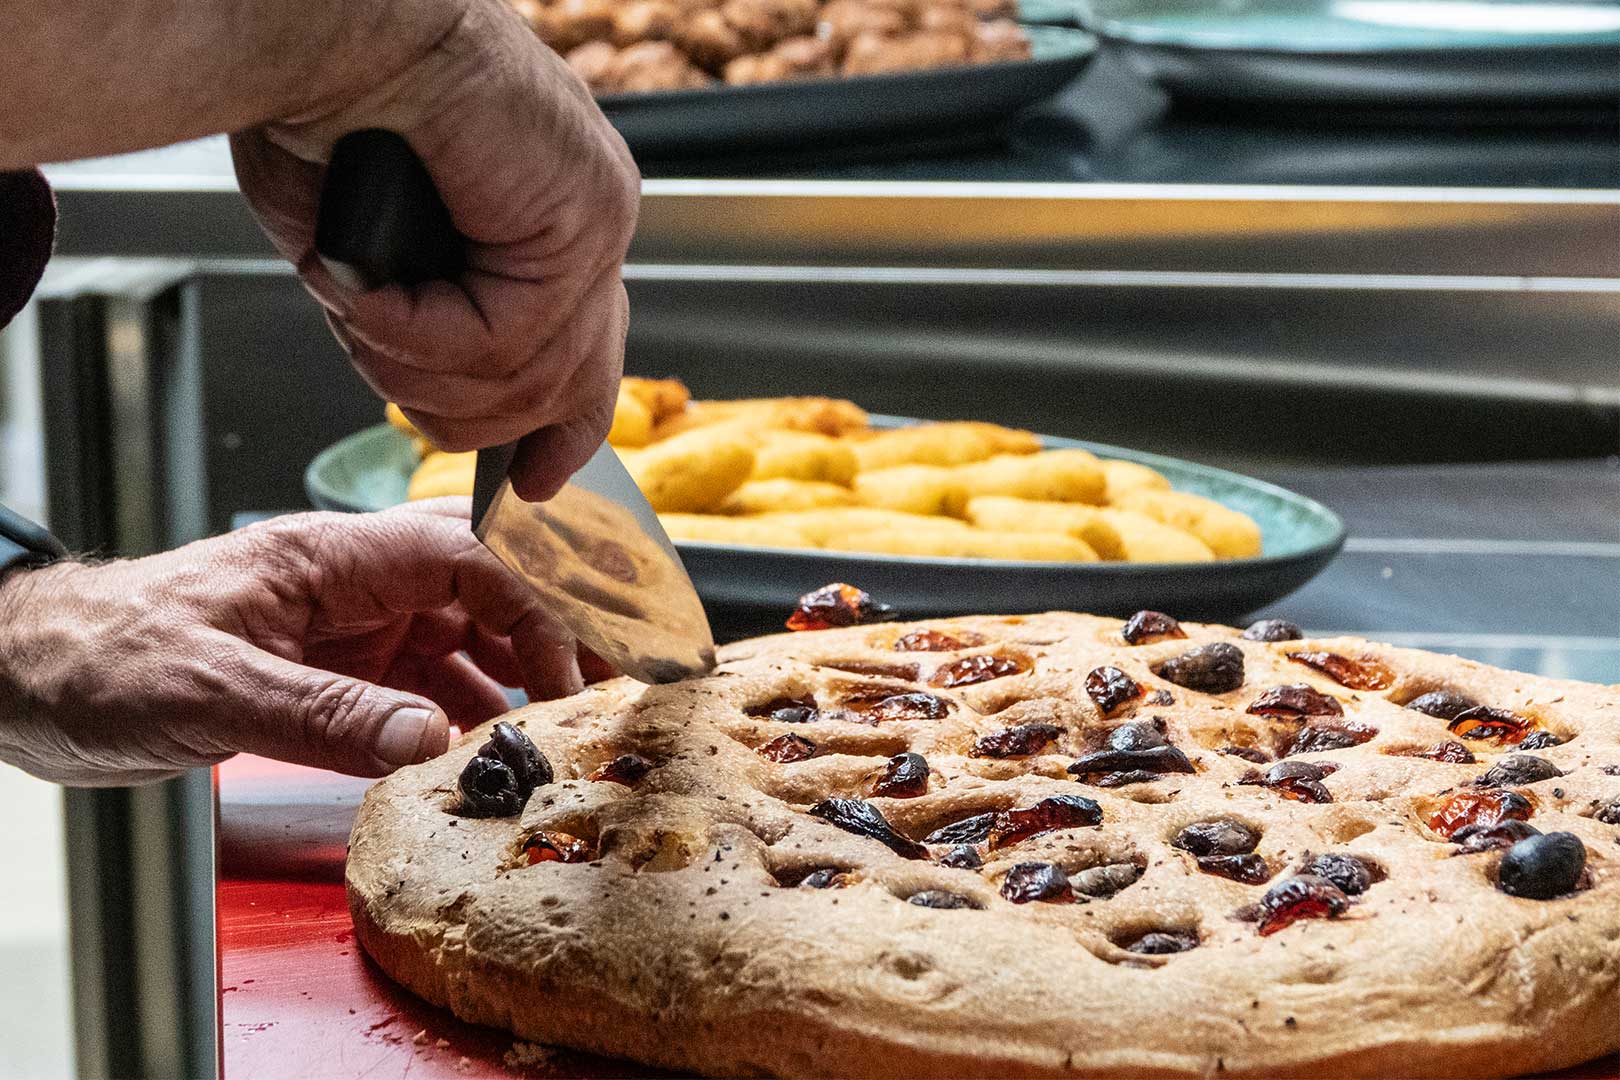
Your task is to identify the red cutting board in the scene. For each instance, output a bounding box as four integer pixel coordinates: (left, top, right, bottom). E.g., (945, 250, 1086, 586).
(217, 756, 1618, 1080)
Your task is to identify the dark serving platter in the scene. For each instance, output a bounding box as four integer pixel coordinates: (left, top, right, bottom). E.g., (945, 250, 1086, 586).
(1075, 0, 1620, 109)
(307, 416, 1344, 634)
(594, 25, 1098, 156)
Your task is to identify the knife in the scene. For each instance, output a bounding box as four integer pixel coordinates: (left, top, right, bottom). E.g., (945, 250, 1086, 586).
(314, 129, 716, 684)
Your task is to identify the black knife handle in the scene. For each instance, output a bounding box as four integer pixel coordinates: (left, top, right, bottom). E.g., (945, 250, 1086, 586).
(314, 129, 466, 288)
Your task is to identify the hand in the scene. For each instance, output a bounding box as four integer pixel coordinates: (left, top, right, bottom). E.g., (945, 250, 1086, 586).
(0, 500, 586, 786)
(230, 0, 640, 502)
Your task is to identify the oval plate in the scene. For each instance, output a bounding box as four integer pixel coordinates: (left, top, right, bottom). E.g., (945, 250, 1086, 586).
(307, 418, 1344, 631)
(1076, 0, 1620, 107)
(595, 25, 1097, 157)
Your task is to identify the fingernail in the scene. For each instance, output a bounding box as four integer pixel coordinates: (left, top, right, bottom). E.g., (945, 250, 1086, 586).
(375, 707, 440, 767)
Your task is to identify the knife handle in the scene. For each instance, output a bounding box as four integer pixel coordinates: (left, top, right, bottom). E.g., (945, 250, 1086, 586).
(314, 129, 466, 289)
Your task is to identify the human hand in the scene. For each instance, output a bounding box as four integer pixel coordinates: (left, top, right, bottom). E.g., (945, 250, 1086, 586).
(0, 500, 587, 786)
(230, 0, 640, 502)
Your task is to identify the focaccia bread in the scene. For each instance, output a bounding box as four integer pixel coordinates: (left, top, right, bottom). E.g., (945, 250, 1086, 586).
(347, 604, 1620, 1079)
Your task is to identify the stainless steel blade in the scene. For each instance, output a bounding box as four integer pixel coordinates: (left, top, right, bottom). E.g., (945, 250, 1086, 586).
(473, 443, 716, 684)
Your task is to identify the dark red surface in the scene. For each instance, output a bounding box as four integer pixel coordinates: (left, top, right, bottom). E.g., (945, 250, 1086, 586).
(218, 755, 1619, 1080)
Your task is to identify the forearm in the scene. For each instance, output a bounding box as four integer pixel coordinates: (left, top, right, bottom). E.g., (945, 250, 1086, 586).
(0, 0, 470, 168)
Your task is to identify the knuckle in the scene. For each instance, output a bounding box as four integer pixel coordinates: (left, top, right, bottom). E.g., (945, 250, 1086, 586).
(298, 675, 378, 752)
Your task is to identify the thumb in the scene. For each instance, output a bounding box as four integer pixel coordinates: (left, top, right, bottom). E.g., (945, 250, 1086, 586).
(228, 644, 452, 777)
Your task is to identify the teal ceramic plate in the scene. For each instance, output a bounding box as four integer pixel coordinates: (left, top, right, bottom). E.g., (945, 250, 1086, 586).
(1017, 0, 1081, 26)
(307, 417, 1344, 628)
(1075, 0, 1620, 106)
(595, 26, 1097, 157)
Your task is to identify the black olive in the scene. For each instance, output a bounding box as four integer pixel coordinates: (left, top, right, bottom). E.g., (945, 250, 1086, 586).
(1071, 863, 1143, 898)
(1000, 862, 1072, 903)
(939, 844, 983, 870)
(772, 705, 819, 724)
(1299, 852, 1378, 896)
(809, 798, 927, 859)
(1067, 745, 1194, 777)
(907, 890, 981, 909)
(456, 755, 524, 817)
(872, 752, 929, 798)
(1453, 819, 1541, 853)
(478, 721, 552, 799)
(1121, 610, 1184, 645)
(1085, 667, 1144, 715)
(1473, 754, 1563, 789)
(1173, 818, 1260, 857)
(1594, 796, 1620, 826)
(1196, 854, 1273, 884)
(924, 812, 997, 846)
(1154, 642, 1245, 694)
(1497, 831, 1586, 899)
(1092, 770, 1164, 787)
(1126, 931, 1199, 954)
(798, 868, 844, 889)
(1515, 730, 1563, 750)
(1242, 619, 1303, 642)
(1285, 724, 1374, 757)
(1108, 719, 1169, 752)
(1405, 690, 1479, 721)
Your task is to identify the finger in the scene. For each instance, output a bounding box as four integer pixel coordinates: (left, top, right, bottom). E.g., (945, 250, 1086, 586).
(381, 651, 511, 731)
(199, 634, 450, 777)
(577, 643, 618, 685)
(506, 611, 584, 701)
(387, 496, 472, 521)
(461, 624, 525, 689)
(395, 607, 525, 690)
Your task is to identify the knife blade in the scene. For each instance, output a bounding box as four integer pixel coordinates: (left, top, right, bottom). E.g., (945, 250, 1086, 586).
(316, 129, 716, 684)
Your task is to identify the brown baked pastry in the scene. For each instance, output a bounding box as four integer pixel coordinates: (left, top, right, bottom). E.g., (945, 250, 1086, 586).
(817, 0, 912, 44)
(842, 28, 970, 73)
(611, 0, 682, 45)
(721, 0, 821, 50)
(564, 40, 621, 91)
(349, 607, 1620, 1078)
(529, 0, 616, 53)
(673, 7, 751, 69)
(725, 34, 838, 83)
(970, 16, 1030, 62)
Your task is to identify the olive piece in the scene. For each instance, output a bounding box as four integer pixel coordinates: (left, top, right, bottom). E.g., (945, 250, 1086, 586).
(797, 868, 847, 889)
(924, 812, 997, 846)
(1515, 730, 1563, 750)
(907, 890, 981, 910)
(456, 755, 524, 817)
(1154, 642, 1245, 694)
(1071, 863, 1143, 898)
(1298, 853, 1378, 896)
(1242, 619, 1303, 642)
(1473, 754, 1563, 789)
(809, 798, 927, 860)
(1068, 745, 1193, 778)
(1126, 930, 1199, 954)
(1108, 719, 1169, 752)
(1452, 819, 1541, 853)
(1405, 690, 1479, 721)
(939, 844, 983, 870)
(872, 752, 929, 798)
(1000, 862, 1073, 904)
(1196, 854, 1273, 884)
(1497, 832, 1586, 899)
(1173, 818, 1260, 857)
(1085, 666, 1144, 715)
(1593, 795, 1620, 826)
(1121, 610, 1185, 645)
(477, 721, 552, 799)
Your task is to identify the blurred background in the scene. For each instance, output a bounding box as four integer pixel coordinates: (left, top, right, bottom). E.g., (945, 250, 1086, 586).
(0, 0, 1616, 1075)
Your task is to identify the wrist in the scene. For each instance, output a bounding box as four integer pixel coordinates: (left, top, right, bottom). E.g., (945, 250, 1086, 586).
(274, 0, 480, 133)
